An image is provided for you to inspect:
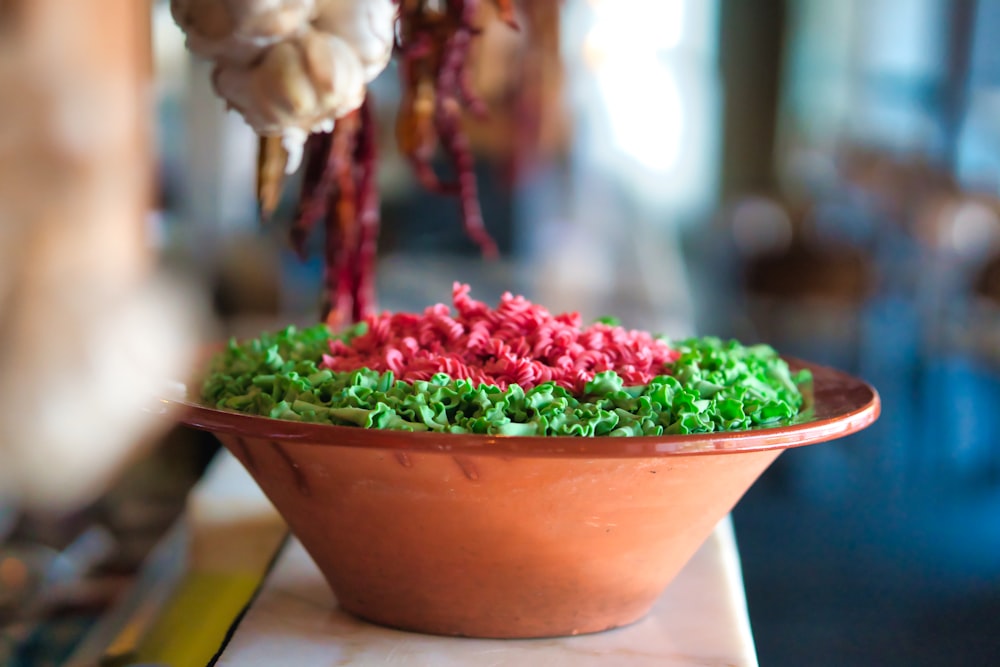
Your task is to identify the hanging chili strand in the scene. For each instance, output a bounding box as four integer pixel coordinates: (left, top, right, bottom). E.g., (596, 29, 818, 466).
(290, 131, 335, 259)
(354, 98, 380, 321)
(323, 111, 360, 328)
(290, 0, 512, 326)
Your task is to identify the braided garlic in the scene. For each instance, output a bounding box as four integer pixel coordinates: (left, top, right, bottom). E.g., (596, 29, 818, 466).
(171, 0, 397, 172)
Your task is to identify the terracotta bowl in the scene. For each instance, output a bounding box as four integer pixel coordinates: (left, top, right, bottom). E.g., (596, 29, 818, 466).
(170, 359, 878, 639)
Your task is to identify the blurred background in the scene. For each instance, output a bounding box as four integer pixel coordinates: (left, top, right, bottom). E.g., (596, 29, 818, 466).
(5, 0, 1000, 664)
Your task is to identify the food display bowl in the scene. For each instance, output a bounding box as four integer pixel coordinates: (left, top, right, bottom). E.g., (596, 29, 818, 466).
(172, 359, 879, 639)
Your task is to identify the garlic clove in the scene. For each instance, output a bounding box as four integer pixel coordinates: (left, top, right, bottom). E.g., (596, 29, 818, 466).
(171, 0, 316, 66)
(253, 40, 320, 122)
(300, 30, 367, 118)
(171, 0, 238, 61)
(236, 0, 316, 40)
(171, 0, 234, 42)
(213, 63, 284, 134)
(312, 0, 397, 82)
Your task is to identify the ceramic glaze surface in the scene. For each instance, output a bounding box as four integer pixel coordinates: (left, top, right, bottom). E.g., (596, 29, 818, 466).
(171, 359, 879, 638)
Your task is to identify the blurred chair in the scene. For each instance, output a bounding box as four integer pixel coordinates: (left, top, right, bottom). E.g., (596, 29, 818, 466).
(728, 195, 874, 368)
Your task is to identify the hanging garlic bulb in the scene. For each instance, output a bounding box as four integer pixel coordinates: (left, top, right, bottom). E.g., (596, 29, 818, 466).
(171, 0, 397, 173)
(212, 28, 367, 168)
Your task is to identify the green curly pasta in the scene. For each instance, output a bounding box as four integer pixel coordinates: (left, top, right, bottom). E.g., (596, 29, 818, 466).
(200, 324, 812, 437)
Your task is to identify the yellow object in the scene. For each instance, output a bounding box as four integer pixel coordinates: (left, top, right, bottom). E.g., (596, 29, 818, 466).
(103, 451, 287, 666)
(129, 570, 277, 666)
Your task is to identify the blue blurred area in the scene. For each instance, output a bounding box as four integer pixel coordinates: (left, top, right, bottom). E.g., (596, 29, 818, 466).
(705, 2, 1000, 663)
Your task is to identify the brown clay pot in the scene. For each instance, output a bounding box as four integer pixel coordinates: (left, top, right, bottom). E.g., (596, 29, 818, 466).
(174, 359, 878, 638)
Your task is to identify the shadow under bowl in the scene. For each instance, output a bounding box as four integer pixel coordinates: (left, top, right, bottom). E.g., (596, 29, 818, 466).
(170, 359, 879, 639)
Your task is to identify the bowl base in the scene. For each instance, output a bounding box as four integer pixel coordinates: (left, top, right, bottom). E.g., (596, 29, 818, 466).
(339, 602, 653, 640)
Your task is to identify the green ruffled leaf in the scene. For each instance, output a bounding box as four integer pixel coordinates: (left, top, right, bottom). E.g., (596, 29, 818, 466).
(201, 326, 811, 437)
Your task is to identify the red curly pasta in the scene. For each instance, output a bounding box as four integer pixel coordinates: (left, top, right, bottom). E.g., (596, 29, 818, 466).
(320, 283, 680, 393)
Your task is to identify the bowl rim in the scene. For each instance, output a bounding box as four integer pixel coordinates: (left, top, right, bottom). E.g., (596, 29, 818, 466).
(163, 358, 880, 458)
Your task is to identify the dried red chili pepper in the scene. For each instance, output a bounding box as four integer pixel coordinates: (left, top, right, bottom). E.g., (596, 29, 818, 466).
(287, 0, 509, 326)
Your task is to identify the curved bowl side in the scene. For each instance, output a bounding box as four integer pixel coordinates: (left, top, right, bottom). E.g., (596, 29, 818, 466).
(220, 433, 783, 638)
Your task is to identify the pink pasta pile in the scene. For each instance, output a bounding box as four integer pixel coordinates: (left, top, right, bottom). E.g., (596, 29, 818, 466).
(320, 283, 680, 393)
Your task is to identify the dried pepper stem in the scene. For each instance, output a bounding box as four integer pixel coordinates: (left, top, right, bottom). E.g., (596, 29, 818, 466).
(257, 135, 289, 220)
